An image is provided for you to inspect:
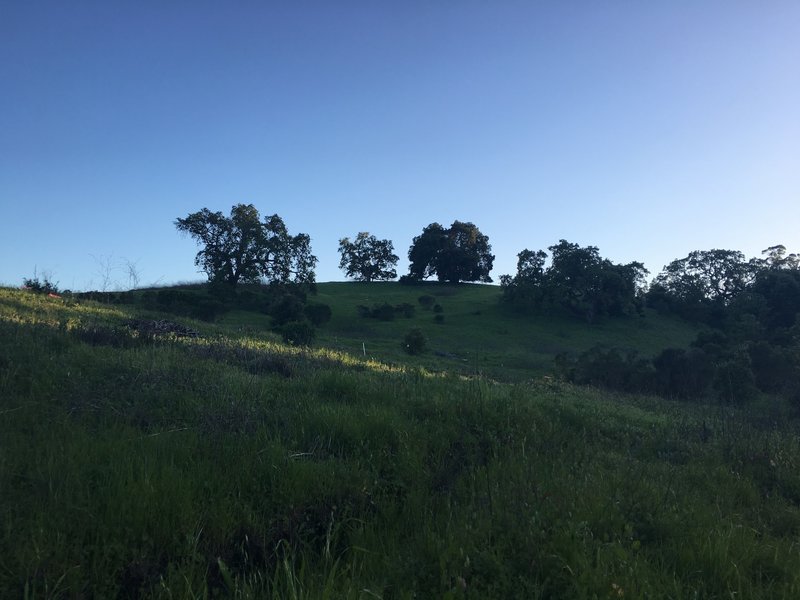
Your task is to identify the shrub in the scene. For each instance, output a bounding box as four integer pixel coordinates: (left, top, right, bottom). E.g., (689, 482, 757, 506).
(434, 314, 445, 324)
(278, 319, 315, 346)
(652, 347, 713, 400)
(23, 276, 60, 295)
(418, 295, 436, 309)
(187, 298, 226, 321)
(433, 304, 444, 313)
(557, 346, 654, 394)
(402, 328, 427, 355)
(270, 294, 305, 326)
(304, 302, 332, 326)
(372, 303, 396, 321)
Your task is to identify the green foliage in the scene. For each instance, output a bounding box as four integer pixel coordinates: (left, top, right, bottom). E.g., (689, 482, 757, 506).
(303, 302, 332, 327)
(502, 240, 648, 322)
(175, 204, 317, 286)
(652, 347, 714, 399)
(278, 318, 316, 346)
(418, 294, 436, 309)
(402, 327, 427, 354)
(654, 249, 754, 306)
(713, 350, 758, 404)
(356, 302, 416, 321)
(558, 343, 723, 401)
(556, 346, 654, 394)
(22, 275, 60, 295)
(371, 302, 396, 321)
(337, 232, 398, 281)
(137, 288, 227, 321)
(270, 293, 306, 327)
(407, 221, 494, 283)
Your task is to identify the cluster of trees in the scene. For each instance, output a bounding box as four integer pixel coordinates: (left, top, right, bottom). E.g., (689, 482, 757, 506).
(647, 245, 800, 326)
(500, 240, 649, 322)
(173, 206, 799, 403)
(337, 221, 494, 284)
(556, 244, 800, 405)
(178, 206, 495, 287)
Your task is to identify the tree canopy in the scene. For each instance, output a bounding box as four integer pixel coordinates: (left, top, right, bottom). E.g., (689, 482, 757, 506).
(406, 221, 494, 283)
(651, 249, 756, 306)
(175, 204, 316, 286)
(338, 232, 399, 282)
(501, 240, 648, 322)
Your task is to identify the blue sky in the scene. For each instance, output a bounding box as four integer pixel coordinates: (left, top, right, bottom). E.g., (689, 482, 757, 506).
(1, 1, 798, 290)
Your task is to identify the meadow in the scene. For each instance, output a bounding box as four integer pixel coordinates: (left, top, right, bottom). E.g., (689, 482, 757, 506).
(2, 284, 800, 598)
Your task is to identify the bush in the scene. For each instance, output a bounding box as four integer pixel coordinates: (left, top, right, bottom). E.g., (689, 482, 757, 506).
(372, 303, 396, 321)
(748, 341, 794, 393)
(23, 276, 60, 295)
(278, 319, 315, 346)
(304, 302, 332, 326)
(357, 303, 396, 320)
(270, 294, 306, 326)
(556, 346, 654, 394)
(418, 295, 436, 309)
(402, 328, 427, 355)
(652, 347, 713, 400)
(434, 314, 445, 324)
(433, 304, 444, 313)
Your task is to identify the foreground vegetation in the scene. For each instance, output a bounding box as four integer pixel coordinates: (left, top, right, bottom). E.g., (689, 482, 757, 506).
(2, 287, 800, 598)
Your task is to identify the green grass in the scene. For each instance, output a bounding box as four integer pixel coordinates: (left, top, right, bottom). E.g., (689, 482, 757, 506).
(306, 282, 698, 380)
(2, 286, 800, 598)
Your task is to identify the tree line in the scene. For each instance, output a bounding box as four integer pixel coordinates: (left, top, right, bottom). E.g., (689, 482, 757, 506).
(175, 206, 797, 328)
(175, 204, 496, 287)
(173, 204, 800, 406)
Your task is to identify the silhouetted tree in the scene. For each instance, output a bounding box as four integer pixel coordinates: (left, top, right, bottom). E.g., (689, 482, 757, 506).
(175, 204, 316, 287)
(338, 232, 399, 281)
(759, 245, 800, 270)
(502, 240, 647, 321)
(652, 249, 755, 307)
(406, 221, 494, 283)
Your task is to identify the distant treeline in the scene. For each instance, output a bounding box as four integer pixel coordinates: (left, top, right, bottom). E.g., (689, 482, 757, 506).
(553, 246, 800, 406)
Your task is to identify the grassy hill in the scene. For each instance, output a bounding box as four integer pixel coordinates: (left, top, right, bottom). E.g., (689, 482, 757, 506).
(225, 281, 700, 381)
(2, 285, 800, 598)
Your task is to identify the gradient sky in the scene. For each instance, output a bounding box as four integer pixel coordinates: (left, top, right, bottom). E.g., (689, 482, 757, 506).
(2, 1, 798, 291)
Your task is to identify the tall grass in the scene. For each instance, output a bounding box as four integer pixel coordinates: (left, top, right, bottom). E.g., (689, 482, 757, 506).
(2, 288, 799, 597)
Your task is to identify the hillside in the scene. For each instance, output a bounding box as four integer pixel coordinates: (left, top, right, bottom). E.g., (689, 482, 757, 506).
(2, 286, 800, 598)
(227, 281, 700, 381)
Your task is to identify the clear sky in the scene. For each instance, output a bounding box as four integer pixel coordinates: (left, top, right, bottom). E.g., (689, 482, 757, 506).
(2, 1, 798, 291)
